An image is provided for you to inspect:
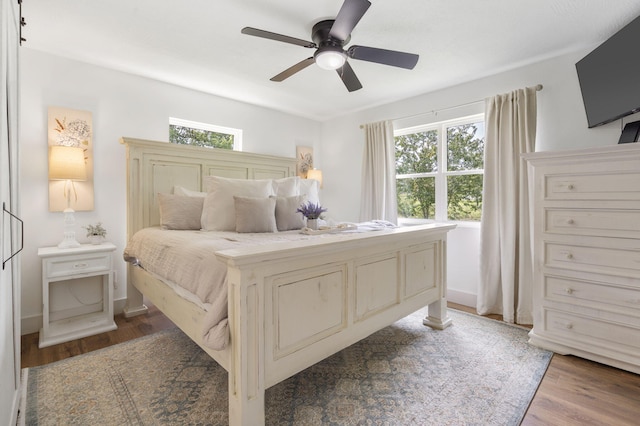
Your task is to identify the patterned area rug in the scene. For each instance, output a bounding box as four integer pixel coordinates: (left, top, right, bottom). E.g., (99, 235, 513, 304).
(23, 309, 551, 425)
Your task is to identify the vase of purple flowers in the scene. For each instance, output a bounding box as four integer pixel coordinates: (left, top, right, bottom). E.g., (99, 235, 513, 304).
(296, 201, 327, 230)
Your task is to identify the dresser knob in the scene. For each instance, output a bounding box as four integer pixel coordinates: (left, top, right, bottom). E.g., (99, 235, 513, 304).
(566, 253, 574, 260)
(567, 184, 575, 190)
(564, 288, 574, 295)
(73, 262, 89, 269)
(564, 323, 573, 330)
(567, 219, 575, 225)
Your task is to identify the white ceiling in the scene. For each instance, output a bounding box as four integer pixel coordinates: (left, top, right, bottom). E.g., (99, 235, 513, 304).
(22, 0, 640, 121)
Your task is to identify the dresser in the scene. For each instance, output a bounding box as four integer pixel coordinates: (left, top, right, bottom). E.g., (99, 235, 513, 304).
(524, 144, 640, 374)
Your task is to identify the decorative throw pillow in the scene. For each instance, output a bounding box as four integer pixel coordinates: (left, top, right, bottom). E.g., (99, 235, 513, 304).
(201, 176, 275, 231)
(173, 185, 206, 198)
(273, 195, 306, 231)
(300, 178, 320, 205)
(273, 176, 300, 197)
(234, 196, 277, 233)
(158, 193, 204, 230)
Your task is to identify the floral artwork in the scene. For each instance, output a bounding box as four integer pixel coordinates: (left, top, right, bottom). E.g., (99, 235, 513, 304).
(53, 116, 91, 148)
(48, 106, 94, 212)
(296, 145, 313, 178)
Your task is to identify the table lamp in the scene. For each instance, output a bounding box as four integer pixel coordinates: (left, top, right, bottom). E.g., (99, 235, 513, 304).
(49, 146, 87, 248)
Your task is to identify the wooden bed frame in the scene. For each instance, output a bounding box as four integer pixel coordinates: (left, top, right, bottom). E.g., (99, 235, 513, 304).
(120, 137, 455, 425)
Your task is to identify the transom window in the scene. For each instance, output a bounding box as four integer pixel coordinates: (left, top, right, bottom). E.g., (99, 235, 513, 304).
(395, 114, 485, 223)
(169, 117, 242, 150)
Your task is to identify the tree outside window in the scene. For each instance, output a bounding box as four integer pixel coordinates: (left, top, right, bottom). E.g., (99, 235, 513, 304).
(395, 114, 484, 222)
(169, 117, 242, 150)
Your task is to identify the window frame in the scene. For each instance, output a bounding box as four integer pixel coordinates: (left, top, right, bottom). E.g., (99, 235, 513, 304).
(394, 113, 484, 225)
(169, 117, 243, 151)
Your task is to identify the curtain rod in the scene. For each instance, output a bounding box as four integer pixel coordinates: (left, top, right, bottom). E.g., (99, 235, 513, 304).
(359, 84, 543, 129)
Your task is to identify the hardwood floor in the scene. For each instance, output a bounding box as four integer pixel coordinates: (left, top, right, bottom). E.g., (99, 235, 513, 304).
(21, 301, 640, 425)
(21, 302, 176, 369)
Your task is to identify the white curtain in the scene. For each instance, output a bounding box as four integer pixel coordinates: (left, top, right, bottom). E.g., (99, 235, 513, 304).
(360, 120, 398, 223)
(477, 86, 537, 324)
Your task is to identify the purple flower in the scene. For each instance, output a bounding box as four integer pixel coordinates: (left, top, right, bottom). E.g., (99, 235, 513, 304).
(296, 201, 327, 219)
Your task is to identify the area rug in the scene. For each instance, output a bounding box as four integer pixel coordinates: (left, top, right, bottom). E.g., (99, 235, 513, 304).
(22, 309, 551, 425)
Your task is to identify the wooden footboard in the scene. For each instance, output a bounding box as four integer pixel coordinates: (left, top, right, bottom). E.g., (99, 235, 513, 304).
(217, 223, 454, 424)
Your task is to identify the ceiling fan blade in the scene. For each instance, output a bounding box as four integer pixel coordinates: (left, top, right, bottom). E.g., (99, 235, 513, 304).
(329, 0, 371, 41)
(241, 27, 316, 48)
(336, 61, 363, 92)
(347, 45, 419, 69)
(270, 57, 315, 82)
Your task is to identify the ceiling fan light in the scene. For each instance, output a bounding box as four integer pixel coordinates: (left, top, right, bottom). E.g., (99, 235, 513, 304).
(315, 50, 347, 70)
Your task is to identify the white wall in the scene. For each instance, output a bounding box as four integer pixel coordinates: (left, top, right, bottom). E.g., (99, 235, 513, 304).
(319, 48, 640, 307)
(19, 49, 321, 333)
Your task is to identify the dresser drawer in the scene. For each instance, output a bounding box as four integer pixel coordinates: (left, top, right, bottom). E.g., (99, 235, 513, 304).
(543, 309, 640, 351)
(544, 171, 640, 201)
(544, 275, 640, 314)
(45, 253, 112, 279)
(545, 208, 640, 239)
(545, 242, 640, 277)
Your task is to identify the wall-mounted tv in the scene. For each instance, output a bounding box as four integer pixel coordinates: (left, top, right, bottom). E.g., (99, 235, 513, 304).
(576, 14, 640, 128)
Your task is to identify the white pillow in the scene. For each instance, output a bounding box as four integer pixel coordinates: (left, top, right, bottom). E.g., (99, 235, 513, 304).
(202, 175, 273, 193)
(234, 196, 277, 233)
(273, 176, 300, 197)
(173, 185, 206, 198)
(158, 193, 204, 230)
(273, 195, 306, 231)
(201, 176, 275, 231)
(300, 179, 320, 205)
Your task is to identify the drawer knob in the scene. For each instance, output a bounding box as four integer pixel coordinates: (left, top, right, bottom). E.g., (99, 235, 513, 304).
(565, 253, 574, 260)
(73, 262, 89, 269)
(567, 219, 575, 225)
(564, 323, 573, 330)
(567, 184, 575, 190)
(564, 288, 574, 295)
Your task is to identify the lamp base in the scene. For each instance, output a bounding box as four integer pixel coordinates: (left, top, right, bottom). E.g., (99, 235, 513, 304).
(58, 231, 81, 249)
(58, 208, 81, 249)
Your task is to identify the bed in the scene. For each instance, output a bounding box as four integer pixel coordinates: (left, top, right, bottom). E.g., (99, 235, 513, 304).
(120, 137, 455, 425)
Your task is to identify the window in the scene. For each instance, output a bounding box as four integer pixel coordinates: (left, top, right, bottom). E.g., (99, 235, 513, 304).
(169, 117, 242, 150)
(395, 114, 484, 223)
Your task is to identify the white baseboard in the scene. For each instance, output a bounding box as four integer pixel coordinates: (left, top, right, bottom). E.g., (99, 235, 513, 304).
(447, 288, 477, 310)
(21, 313, 42, 335)
(21, 296, 128, 335)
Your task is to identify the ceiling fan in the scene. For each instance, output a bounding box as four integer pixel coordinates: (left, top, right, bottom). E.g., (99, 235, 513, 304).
(241, 0, 419, 92)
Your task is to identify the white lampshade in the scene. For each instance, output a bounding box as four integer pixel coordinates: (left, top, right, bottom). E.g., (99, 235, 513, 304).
(49, 146, 87, 181)
(307, 168, 323, 189)
(315, 50, 347, 70)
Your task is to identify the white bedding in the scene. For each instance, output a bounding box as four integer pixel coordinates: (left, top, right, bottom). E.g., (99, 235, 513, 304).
(123, 227, 320, 350)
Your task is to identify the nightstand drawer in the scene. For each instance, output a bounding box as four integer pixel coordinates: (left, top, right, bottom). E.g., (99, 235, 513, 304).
(45, 253, 111, 279)
(545, 208, 640, 239)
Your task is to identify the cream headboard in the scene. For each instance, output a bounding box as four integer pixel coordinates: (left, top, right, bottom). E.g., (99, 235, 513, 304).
(120, 137, 297, 239)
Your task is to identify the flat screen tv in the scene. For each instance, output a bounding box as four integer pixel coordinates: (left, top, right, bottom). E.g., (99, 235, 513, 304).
(576, 14, 640, 128)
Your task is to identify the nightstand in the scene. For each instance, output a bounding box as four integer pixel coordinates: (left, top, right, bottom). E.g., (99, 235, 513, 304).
(38, 243, 118, 348)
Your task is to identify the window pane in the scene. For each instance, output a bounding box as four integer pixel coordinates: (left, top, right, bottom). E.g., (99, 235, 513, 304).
(447, 175, 483, 221)
(397, 177, 436, 219)
(169, 124, 234, 149)
(395, 130, 438, 174)
(447, 121, 484, 171)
